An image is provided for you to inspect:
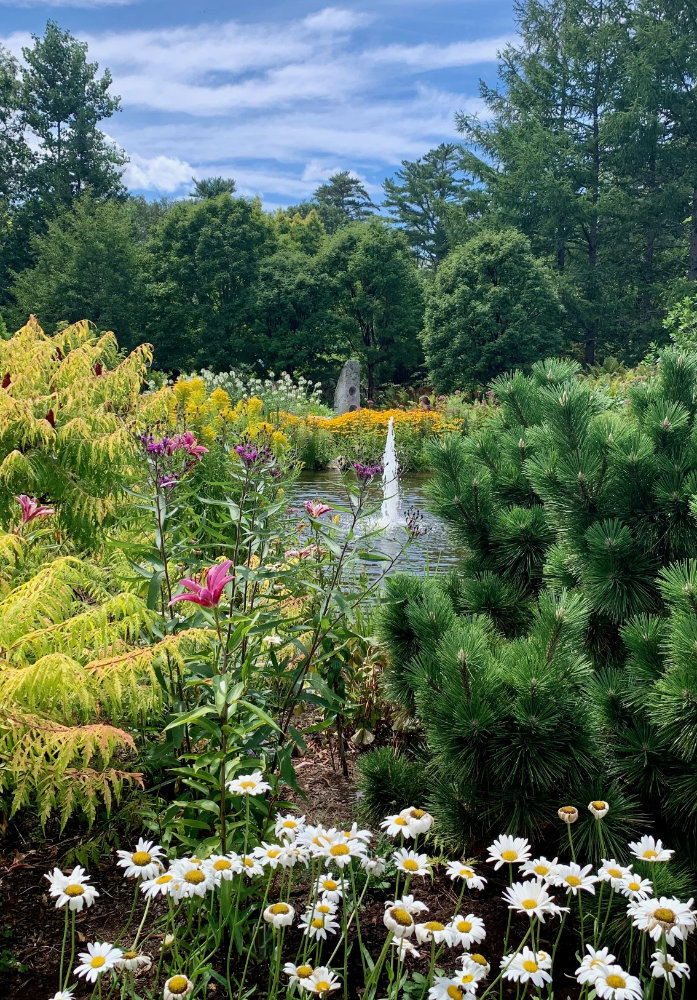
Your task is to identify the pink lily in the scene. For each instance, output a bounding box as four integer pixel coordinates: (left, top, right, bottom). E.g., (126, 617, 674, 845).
(284, 544, 322, 560)
(304, 500, 333, 518)
(175, 430, 209, 460)
(169, 560, 233, 608)
(17, 494, 55, 523)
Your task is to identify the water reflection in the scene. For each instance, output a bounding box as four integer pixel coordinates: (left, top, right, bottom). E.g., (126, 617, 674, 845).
(288, 471, 462, 576)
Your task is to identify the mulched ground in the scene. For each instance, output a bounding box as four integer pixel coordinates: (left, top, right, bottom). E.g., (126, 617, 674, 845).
(0, 736, 615, 998)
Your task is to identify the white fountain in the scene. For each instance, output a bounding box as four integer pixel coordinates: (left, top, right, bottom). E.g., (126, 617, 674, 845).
(380, 416, 401, 534)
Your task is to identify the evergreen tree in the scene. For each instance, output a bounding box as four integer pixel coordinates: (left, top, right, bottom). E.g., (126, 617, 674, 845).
(422, 228, 564, 392)
(312, 170, 375, 233)
(190, 176, 237, 200)
(0, 46, 30, 209)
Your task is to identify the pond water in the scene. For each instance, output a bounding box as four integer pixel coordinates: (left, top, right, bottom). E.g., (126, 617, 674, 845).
(288, 470, 463, 576)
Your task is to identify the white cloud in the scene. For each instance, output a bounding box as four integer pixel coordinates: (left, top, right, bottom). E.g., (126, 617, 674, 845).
(122, 153, 193, 193)
(0, 0, 137, 7)
(365, 36, 512, 70)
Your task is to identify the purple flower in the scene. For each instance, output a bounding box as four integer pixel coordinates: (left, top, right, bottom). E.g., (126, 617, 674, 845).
(353, 462, 383, 481)
(158, 474, 179, 489)
(234, 444, 259, 465)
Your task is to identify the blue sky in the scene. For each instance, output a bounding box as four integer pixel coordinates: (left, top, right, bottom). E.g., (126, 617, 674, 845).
(1, 0, 516, 206)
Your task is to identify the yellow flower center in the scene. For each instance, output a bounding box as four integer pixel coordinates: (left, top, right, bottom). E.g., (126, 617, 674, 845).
(90, 956, 106, 969)
(590, 959, 603, 968)
(560, 806, 576, 815)
(391, 907, 413, 927)
(240, 780, 256, 790)
(501, 850, 517, 862)
(311, 917, 324, 929)
(606, 974, 626, 989)
(132, 851, 152, 866)
(395, 817, 408, 827)
(534, 865, 549, 875)
(447, 988, 464, 1000)
(213, 859, 231, 871)
(243, 857, 255, 868)
(270, 903, 290, 915)
(521, 899, 538, 910)
(472, 954, 488, 967)
(402, 859, 419, 872)
(323, 880, 338, 891)
(628, 881, 640, 891)
(282, 820, 297, 828)
(168, 976, 189, 994)
(643, 849, 658, 859)
(65, 884, 85, 897)
(523, 960, 538, 973)
(457, 919, 473, 932)
(156, 874, 172, 884)
(297, 965, 312, 977)
(267, 849, 280, 858)
(316, 982, 331, 993)
(184, 870, 205, 884)
(461, 868, 474, 878)
(654, 907, 675, 922)
(123, 951, 138, 960)
(329, 844, 350, 856)
(592, 800, 606, 809)
(565, 875, 582, 887)
(608, 868, 622, 878)
(461, 974, 473, 984)
(410, 809, 426, 818)
(317, 904, 331, 914)
(424, 921, 444, 932)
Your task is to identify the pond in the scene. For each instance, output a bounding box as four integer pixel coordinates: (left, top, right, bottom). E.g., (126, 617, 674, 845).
(288, 470, 463, 576)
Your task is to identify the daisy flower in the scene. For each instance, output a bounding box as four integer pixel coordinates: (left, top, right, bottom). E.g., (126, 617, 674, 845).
(453, 957, 487, 993)
(45, 867, 99, 912)
(298, 824, 334, 853)
(114, 951, 152, 973)
(299, 905, 340, 940)
(226, 770, 271, 796)
(263, 902, 295, 928)
(140, 871, 178, 899)
(116, 838, 164, 880)
(467, 953, 490, 975)
(399, 806, 434, 835)
(342, 822, 373, 844)
(49, 993, 74, 1000)
(361, 856, 386, 876)
(253, 842, 290, 869)
(275, 813, 306, 840)
(536, 950, 552, 970)
(284, 961, 314, 984)
(299, 966, 341, 995)
(557, 805, 579, 824)
(554, 862, 598, 895)
(650, 950, 691, 988)
(502, 947, 552, 988)
(447, 913, 486, 949)
(391, 937, 421, 960)
(618, 873, 652, 900)
(502, 879, 566, 923)
(393, 847, 430, 877)
(594, 965, 643, 1000)
(380, 813, 414, 839)
(74, 942, 123, 983)
(316, 875, 343, 903)
(521, 856, 559, 883)
(428, 975, 470, 999)
(628, 895, 695, 946)
(628, 835, 674, 863)
(384, 895, 428, 938)
(445, 861, 487, 890)
(575, 945, 617, 985)
(204, 853, 242, 883)
(589, 800, 610, 819)
(486, 835, 531, 869)
(415, 919, 451, 945)
(598, 860, 632, 889)
(163, 975, 194, 999)
(239, 854, 265, 877)
(169, 859, 216, 898)
(320, 835, 367, 868)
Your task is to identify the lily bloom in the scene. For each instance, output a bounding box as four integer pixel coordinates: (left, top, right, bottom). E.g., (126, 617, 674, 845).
(17, 495, 55, 523)
(174, 431, 209, 459)
(304, 500, 333, 518)
(169, 560, 233, 608)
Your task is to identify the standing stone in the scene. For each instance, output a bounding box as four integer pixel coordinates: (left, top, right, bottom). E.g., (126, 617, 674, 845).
(334, 359, 361, 414)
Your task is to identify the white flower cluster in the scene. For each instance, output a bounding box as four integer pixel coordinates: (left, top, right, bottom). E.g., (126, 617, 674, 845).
(197, 367, 325, 415)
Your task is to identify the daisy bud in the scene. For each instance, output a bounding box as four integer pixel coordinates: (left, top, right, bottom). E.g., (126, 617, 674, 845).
(558, 805, 579, 824)
(163, 975, 194, 999)
(589, 800, 610, 819)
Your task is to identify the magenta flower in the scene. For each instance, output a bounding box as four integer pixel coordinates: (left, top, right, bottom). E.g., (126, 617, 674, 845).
(174, 431, 209, 460)
(284, 544, 322, 560)
(17, 495, 55, 523)
(304, 499, 333, 518)
(169, 560, 233, 608)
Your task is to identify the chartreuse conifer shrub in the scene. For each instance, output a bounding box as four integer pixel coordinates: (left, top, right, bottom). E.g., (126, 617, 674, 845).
(362, 349, 697, 845)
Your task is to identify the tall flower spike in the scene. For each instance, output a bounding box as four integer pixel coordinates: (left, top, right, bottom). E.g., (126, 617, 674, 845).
(17, 494, 54, 523)
(169, 560, 233, 607)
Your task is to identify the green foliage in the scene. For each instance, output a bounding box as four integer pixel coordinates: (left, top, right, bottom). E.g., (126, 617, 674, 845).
(355, 747, 429, 827)
(422, 229, 564, 392)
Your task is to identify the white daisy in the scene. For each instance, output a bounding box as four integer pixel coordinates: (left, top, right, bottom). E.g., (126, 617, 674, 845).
(163, 975, 194, 999)
(536, 950, 552, 970)
(169, 859, 216, 898)
(393, 847, 430, 877)
(45, 866, 99, 912)
(226, 770, 271, 796)
(399, 806, 434, 836)
(239, 854, 265, 877)
(447, 913, 486, 950)
(628, 835, 674, 863)
(203, 854, 242, 883)
(341, 822, 373, 844)
(594, 965, 643, 1000)
(598, 860, 632, 889)
(316, 875, 343, 903)
(298, 824, 335, 853)
(299, 905, 340, 940)
(284, 961, 314, 984)
(502, 879, 567, 923)
(114, 950, 152, 973)
(361, 856, 387, 876)
(453, 957, 487, 993)
(49, 993, 74, 1000)
(391, 937, 421, 960)
(554, 862, 598, 895)
(618, 873, 653, 900)
(589, 799, 610, 819)
(253, 842, 290, 869)
(520, 856, 559, 883)
(263, 902, 295, 928)
(628, 895, 695, 946)
(319, 835, 367, 868)
(299, 966, 341, 994)
(140, 871, 178, 899)
(486, 835, 531, 869)
(74, 942, 123, 984)
(650, 950, 691, 988)
(445, 861, 487, 890)
(502, 947, 552, 988)
(275, 813, 306, 839)
(384, 895, 428, 938)
(115, 838, 164, 880)
(415, 919, 451, 945)
(428, 975, 470, 999)
(575, 945, 617, 985)
(380, 813, 414, 839)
